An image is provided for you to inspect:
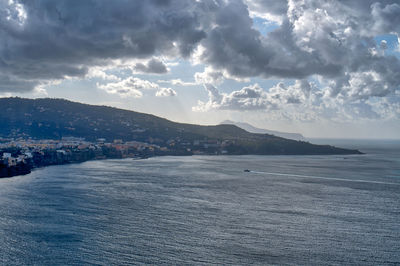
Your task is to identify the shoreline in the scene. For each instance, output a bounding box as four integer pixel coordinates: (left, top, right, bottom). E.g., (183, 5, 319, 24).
(1, 151, 365, 179)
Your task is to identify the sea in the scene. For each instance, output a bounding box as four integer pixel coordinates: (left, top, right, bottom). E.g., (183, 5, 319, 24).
(0, 139, 399, 265)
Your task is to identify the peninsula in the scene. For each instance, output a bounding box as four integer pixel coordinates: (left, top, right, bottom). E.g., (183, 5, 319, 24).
(0, 97, 362, 178)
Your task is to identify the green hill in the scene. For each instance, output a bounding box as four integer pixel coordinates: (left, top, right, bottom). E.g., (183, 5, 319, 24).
(0, 97, 362, 155)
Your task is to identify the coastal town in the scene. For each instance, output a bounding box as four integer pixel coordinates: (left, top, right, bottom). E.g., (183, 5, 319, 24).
(0, 137, 233, 178)
(0, 98, 362, 179)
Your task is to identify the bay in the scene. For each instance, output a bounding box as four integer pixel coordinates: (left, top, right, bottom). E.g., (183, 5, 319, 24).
(0, 140, 399, 265)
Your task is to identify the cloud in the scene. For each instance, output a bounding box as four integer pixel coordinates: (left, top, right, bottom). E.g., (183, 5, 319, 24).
(3, 0, 27, 26)
(0, 0, 207, 92)
(371, 2, 400, 34)
(97, 77, 176, 98)
(87, 67, 121, 81)
(155, 87, 177, 97)
(157, 79, 197, 86)
(193, 81, 315, 112)
(196, 0, 400, 101)
(0, 0, 399, 118)
(133, 58, 168, 74)
(193, 83, 273, 112)
(97, 77, 158, 98)
(193, 80, 399, 122)
(194, 66, 250, 85)
(194, 66, 225, 85)
(244, 0, 288, 23)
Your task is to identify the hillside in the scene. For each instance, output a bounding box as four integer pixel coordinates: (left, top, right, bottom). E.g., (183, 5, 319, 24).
(0, 97, 362, 155)
(221, 120, 305, 140)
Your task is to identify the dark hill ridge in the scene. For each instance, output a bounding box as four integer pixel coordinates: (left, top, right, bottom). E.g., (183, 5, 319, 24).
(0, 97, 362, 155)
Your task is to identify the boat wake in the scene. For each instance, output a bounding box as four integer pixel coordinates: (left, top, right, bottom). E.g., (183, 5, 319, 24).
(248, 170, 400, 186)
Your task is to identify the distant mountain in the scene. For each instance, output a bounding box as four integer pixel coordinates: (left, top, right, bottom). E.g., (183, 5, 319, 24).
(0, 97, 362, 155)
(221, 120, 305, 140)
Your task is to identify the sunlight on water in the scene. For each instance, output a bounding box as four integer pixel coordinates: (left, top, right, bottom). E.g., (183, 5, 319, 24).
(0, 142, 399, 265)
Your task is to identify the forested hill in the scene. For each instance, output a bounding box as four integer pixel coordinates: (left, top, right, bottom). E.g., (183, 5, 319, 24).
(0, 97, 362, 155)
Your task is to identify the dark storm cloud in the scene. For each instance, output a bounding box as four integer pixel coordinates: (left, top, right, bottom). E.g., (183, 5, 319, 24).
(0, 0, 206, 91)
(1, 0, 400, 104)
(134, 59, 168, 74)
(197, 0, 400, 107)
(200, 0, 400, 80)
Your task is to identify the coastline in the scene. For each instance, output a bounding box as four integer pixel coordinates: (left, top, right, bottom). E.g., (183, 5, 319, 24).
(1, 136, 364, 180)
(0, 153, 151, 179)
(0, 150, 364, 179)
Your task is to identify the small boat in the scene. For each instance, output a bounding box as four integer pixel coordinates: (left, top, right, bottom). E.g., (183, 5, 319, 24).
(244, 169, 251, 172)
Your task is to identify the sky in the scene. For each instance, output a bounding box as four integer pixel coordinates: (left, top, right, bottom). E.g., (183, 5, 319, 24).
(1, 0, 400, 139)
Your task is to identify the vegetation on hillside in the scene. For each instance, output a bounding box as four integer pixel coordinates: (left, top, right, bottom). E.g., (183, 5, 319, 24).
(0, 97, 362, 155)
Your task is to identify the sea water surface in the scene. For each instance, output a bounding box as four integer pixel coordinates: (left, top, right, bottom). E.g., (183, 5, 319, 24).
(0, 140, 399, 265)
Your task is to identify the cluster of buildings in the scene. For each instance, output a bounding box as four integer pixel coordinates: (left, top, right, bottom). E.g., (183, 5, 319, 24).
(0, 137, 158, 158)
(2, 151, 32, 167)
(0, 137, 162, 178)
(0, 135, 238, 178)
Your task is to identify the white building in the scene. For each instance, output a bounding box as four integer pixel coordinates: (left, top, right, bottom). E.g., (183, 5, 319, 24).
(2, 153, 12, 159)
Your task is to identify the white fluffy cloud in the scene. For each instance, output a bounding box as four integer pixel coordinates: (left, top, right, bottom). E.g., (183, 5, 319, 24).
(157, 79, 197, 86)
(194, 66, 249, 85)
(193, 83, 273, 112)
(195, 66, 225, 85)
(193, 81, 313, 112)
(97, 77, 175, 98)
(87, 68, 121, 81)
(155, 87, 177, 97)
(194, 79, 399, 122)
